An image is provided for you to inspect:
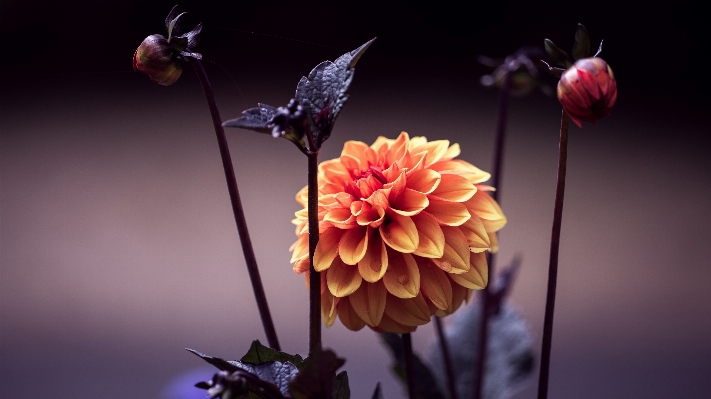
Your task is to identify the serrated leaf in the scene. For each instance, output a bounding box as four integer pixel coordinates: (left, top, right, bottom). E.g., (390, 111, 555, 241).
(573, 24, 591, 60)
(240, 340, 305, 370)
(379, 333, 446, 399)
(371, 383, 383, 399)
(289, 349, 346, 399)
(332, 371, 350, 399)
(234, 361, 299, 397)
(544, 39, 571, 67)
(295, 38, 375, 146)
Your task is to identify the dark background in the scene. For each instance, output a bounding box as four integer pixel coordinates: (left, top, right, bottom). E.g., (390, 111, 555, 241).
(2, 1, 710, 398)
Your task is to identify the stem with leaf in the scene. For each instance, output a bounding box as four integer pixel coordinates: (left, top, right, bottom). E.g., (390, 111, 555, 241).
(537, 108, 570, 399)
(472, 68, 512, 399)
(190, 59, 280, 351)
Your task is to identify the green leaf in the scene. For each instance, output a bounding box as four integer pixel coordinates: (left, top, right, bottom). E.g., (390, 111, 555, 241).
(370, 383, 383, 399)
(379, 333, 446, 399)
(241, 340, 305, 370)
(332, 371, 350, 399)
(572, 23, 591, 60)
(544, 39, 572, 67)
(289, 349, 346, 399)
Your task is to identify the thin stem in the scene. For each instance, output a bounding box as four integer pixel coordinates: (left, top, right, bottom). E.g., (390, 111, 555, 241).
(307, 151, 322, 356)
(537, 108, 570, 399)
(402, 333, 417, 399)
(434, 317, 458, 399)
(190, 59, 280, 351)
(472, 68, 512, 399)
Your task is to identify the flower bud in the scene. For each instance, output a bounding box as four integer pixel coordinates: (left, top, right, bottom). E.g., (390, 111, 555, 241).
(133, 34, 182, 86)
(557, 58, 617, 127)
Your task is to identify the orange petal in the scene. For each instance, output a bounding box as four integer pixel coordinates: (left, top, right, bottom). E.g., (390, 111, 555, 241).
(319, 159, 351, 184)
(383, 293, 431, 326)
(385, 132, 410, 165)
(424, 199, 471, 226)
(430, 160, 491, 184)
(411, 213, 445, 258)
(358, 230, 389, 282)
(313, 228, 345, 272)
(380, 212, 419, 253)
(487, 231, 499, 253)
(293, 258, 310, 275)
(464, 190, 506, 222)
(435, 278, 469, 317)
(449, 252, 488, 289)
(406, 169, 441, 194)
(341, 141, 370, 170)
(289, 234, 309, 263)
(349, 280, 387, 327)
(321, 287, 339, 327)
(295, 186, 309, 207)
(383, 252, 420, 298)
(430, 174, 477, 202)
(339, 226, 369, 265)
(323, 208, 356, 229)
(410, 140, 449, 167)
(374, 312, 417, 334)
(327, 258, 363, 297)
(418, 259, 453, 310)
(459, 215, 491, 253)
(390, 189, 429, 216)
(337, 296, 366, 331)
(441, 143, 461, 160)
(432, 226, 470, 273)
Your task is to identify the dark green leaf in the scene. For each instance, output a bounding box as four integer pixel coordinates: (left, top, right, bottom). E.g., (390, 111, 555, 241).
(289, 349, 346, 399)
(544, 39, 572, 67)
(295, 38, 375, 147)
(370, 383, 383, 399)
(240, 340, 305, 370)
(223, 104, 277, 134)
(379, 333, 446, 399)
(332, 371, 350, 399)
(572, 23, 591, 60)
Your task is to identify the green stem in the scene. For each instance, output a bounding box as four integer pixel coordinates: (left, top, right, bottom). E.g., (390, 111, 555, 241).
(402, 333, 417, 399)
(307, 151, 322, 356)
(472, 68, 512, 399)
(537, 108, 570, 399)
(190, 59, 280, 351)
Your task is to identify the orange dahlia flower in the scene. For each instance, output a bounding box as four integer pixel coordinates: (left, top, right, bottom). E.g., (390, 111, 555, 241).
(290, 132, 506, 333)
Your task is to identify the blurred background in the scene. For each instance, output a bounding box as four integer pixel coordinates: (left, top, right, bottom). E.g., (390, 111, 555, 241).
(2, 1, 709, 398)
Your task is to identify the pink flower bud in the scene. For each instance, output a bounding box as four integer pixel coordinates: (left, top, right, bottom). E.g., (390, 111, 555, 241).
(133, 34, 182, 86)
(557, 58, 617, 128)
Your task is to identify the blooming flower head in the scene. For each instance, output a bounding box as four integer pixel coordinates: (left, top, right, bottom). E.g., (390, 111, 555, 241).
(557, 57, 617, 128)
(290, 132, 506, 333)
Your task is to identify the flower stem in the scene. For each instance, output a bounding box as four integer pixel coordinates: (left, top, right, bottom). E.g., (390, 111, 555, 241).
(537, 108, 570, 399)
(434, 316, 458, 399)
(472, 68, 512, 399)
(190, 59, 280, 351)
(307, 151, 322, 356)
(402, 333, 417, 399)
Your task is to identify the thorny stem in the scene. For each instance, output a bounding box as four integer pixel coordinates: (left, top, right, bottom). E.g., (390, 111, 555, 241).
(434, 317, 458, 399)
(190, 59, 280, 351)
(537, 108, 570, 399)
(402, 333, 417, 399)
(472, 68, 512, 399)
(307, 151, 322, 356)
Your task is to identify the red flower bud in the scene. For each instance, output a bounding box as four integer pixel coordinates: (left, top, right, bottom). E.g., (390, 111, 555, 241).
(557, 58, 617, 128)
(133, 34, 182, 86)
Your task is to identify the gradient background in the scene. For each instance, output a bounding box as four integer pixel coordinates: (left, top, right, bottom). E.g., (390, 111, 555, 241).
(2, 1, 710, 398)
